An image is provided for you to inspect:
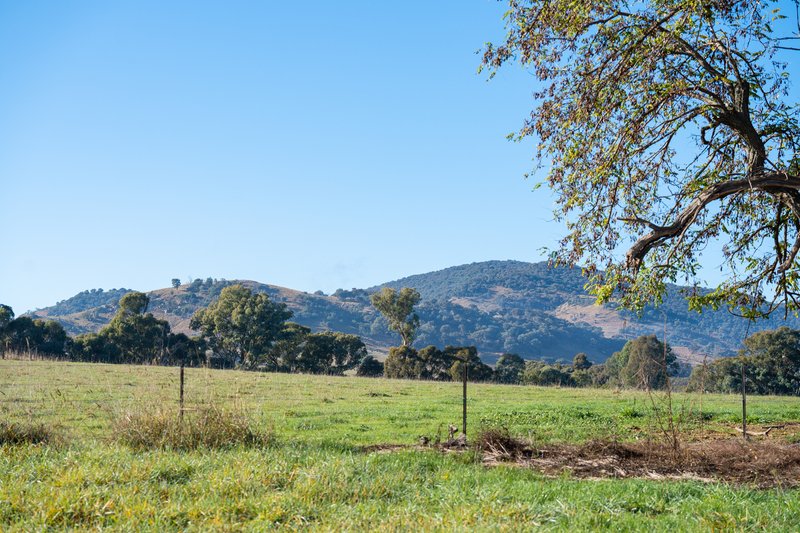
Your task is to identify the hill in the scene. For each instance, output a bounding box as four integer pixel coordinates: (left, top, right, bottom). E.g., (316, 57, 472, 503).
(28, 261, 800, 364)
(375, 260, 800, 363)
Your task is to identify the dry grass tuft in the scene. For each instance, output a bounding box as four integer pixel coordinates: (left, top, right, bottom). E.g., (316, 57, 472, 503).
(0, 419, 62, 446)
(113, 403, 271, 450)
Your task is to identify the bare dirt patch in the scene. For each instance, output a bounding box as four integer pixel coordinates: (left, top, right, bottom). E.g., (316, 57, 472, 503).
(448, 296, 501, 313)
(364, 426, 800, 487)
(552, 304, 708, 364)
(360, 444, 412, 454)
(553, 303, 628, 337)
(361, 434, 470, 454)
(482, 436, 800, 488)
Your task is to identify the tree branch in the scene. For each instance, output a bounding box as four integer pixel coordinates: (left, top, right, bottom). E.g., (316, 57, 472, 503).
(626, 172, 800, 272)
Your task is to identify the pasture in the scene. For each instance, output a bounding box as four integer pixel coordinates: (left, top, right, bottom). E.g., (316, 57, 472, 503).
(2, 360, 800, 530)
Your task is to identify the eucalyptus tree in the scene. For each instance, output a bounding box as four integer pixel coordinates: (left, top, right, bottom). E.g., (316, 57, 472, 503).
(370, 287, 421, 346)
(95, 292, 170, 364)
(190, 284, 292, 367)
(483, 0, 800, 315)
(494, 353, 526, 384)
(0, 305, 13, 331)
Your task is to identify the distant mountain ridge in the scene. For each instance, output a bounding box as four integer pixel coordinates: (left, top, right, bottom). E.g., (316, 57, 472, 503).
(29, 260, 800, 365)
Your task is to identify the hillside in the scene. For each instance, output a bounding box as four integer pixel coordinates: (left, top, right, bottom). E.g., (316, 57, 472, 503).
(376, 260, 800, 363)
(29, 261, 800, 364)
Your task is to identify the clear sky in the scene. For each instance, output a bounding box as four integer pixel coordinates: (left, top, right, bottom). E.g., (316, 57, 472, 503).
(0, 0, 562, 313)
(1, 2, 797, 314)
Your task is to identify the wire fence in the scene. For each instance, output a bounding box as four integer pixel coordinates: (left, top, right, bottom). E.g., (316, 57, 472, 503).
(1, 355, 483, 443)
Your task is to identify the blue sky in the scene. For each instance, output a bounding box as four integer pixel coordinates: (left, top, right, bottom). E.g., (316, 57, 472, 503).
(0, 1, 562, 313)
(1, 1, 797, 314)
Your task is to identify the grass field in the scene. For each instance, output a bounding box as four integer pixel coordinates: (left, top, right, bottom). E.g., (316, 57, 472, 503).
(2, 360, 800, 530)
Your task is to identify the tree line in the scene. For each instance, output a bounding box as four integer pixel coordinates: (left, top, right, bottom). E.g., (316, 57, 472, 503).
(688, 327, 800, 396)
(0, 304, 68, 356)
(4, 284, 800, 395)
(0, 286, 370, 375)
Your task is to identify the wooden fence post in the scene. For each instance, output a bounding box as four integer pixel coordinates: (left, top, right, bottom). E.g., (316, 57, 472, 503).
(179, 361, 185, 423)
(741, 358, 747, 440)
(462, 364, 468, 437)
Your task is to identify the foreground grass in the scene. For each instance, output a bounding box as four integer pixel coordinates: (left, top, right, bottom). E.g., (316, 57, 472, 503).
(4, 443, 800, 531)
(2, 360, 800, 530)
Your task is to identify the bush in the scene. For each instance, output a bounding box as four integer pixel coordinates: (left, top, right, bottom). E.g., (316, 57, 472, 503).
(113, 404, 270, 450)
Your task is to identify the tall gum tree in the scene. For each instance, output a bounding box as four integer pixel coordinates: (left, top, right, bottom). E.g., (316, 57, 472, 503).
(482, 0, 800, 316)
(370, 287, 421, 346)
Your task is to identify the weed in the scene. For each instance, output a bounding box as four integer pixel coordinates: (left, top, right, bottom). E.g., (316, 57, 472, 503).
(620, 406, 644, 419)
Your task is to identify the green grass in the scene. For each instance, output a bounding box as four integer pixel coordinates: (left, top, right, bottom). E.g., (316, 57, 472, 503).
(2, 360, 800, 530)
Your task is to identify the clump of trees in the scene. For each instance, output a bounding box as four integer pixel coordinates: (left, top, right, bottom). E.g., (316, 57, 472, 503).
(493, 353, 525, 384)
(70, 292, 201, 365)
(481, 351, 593, 387)
(689, 327, 800, 396)
(189, 284, 367, 374)
(3, 284, 374, 376)
(383, 344, 494, 382)
(0, 304, 69, 357)
(372, 286, 494, 382)
(190, 284, 293, 368)
(288, 331, 367, 375)
(522, 360, 575, 387)
(498, 337, 682, 390)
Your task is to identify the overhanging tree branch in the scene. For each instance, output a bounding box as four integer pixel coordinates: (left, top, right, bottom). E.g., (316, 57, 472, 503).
(624, 172, 800, 272)
(484, 0, 800, 313)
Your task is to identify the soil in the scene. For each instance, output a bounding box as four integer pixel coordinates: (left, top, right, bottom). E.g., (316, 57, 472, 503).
(362, 425, 800, 488)
(480, 430, 800, 488)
